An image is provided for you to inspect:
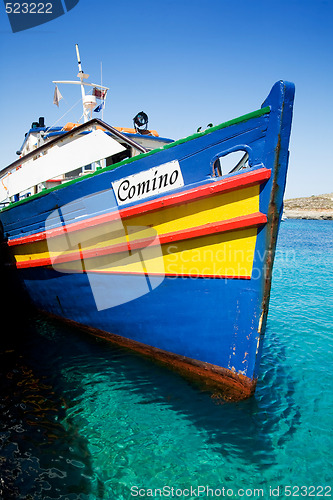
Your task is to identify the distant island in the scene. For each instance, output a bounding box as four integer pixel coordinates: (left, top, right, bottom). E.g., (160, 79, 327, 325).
(283, 193, 333, 220)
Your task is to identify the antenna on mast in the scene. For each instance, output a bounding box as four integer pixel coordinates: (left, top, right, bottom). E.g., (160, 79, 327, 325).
(75, 43, 89, 80)
(75, 43, 95, 123)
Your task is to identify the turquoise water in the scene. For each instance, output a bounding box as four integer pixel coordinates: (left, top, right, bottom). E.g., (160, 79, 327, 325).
(0, 219, 332, 499)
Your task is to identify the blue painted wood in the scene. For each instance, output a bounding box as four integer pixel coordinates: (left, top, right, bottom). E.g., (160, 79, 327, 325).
(0, 81, 295, 395)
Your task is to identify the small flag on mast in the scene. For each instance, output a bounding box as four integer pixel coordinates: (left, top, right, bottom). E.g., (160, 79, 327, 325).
(94, 101, 105, 113)
(92, 87, 107, 100)
(53, 85, 63, 106)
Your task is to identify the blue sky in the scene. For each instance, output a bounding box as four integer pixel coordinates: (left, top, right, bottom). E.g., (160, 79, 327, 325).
(0, 0, 332, 198)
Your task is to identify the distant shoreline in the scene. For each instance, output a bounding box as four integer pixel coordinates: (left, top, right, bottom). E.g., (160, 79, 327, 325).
(283, 193, 333, 220)
(283, 210, 333, 220)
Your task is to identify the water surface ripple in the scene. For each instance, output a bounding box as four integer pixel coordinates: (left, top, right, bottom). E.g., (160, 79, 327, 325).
(0, 220, 332, 498)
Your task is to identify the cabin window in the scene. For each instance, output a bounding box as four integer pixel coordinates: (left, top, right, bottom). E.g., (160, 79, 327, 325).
(65, 167, 82, 179)
(213, 151, 249, 177)
(105, 144, 132, 168)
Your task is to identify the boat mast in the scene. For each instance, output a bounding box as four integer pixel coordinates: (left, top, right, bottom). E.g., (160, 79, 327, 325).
(75, 44, 90, 123)
(52, 45, 109, 124)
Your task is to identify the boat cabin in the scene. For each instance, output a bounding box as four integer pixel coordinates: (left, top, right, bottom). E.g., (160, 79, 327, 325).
(0, 116, 174, 205)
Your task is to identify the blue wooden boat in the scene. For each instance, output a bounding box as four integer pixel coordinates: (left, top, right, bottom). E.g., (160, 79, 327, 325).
(0, 47, 294, 400)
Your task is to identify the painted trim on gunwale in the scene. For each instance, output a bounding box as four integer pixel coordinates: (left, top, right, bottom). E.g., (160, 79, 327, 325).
(8, 167, 271, 246)
(1, 106, 270, 212)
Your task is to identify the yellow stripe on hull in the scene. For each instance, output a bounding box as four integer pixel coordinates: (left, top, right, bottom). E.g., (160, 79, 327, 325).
(12, 185, 260, 278)
(31, 227, 257, 279)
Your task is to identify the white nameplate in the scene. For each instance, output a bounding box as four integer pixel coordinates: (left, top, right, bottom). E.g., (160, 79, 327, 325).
(112, 160, 184, 206)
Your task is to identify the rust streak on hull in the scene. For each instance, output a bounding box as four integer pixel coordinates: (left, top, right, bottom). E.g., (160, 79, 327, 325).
(42, 310, 256, 402)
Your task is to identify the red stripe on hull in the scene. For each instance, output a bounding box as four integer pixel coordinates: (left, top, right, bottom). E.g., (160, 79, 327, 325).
(83, 270, 252, 280)
(15, 212, 267, 270)
(9, 168, 270, 247)
(37, 268, 252, 280)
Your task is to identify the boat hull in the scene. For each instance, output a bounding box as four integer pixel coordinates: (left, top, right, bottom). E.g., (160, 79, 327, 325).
(0, 81, 295, 399)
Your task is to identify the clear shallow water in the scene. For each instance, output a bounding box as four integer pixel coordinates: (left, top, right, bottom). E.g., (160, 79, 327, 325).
(0, 219, 332, 499)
